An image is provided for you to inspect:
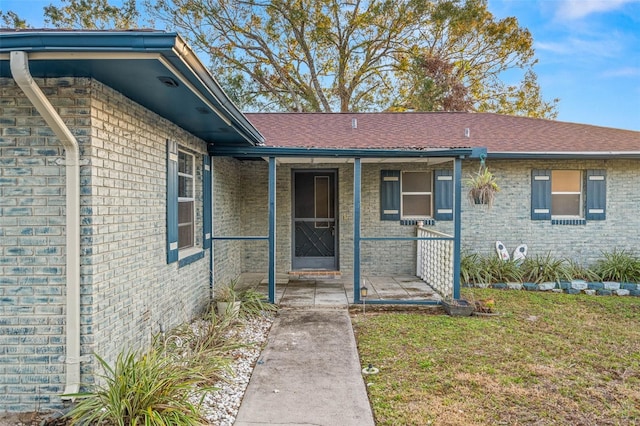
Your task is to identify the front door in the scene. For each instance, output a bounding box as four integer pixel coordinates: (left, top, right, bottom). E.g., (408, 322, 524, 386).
(292, 170, 338, 270)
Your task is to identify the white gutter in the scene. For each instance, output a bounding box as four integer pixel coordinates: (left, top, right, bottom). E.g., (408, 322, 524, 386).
(10, 51, 81, 398)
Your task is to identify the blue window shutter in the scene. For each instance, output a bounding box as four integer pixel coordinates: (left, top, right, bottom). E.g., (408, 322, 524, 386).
(203, 155, 212, 249)
(585, 169, 606, 220)
(434, 170, 453, 221)
(167, 140, 179, 263)
(531, 169, 551, 220)
(380, 170, 400, 220)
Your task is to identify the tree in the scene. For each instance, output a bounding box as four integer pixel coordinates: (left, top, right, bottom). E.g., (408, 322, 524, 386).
(397, 55, 473, 112)
(150, 0, 432, 112)
(1, 10, 30, 28)
(149, 0, 557, 117)
(44, 0, 140, 29)
(397, 0, 558, 117)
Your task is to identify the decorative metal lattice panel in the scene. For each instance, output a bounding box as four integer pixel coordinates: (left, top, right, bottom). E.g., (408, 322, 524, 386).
(294, 220, 335, 257)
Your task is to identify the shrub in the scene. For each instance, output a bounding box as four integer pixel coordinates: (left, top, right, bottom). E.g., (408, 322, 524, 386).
(566, 259, 601, 282)
(520, 253, 572, 284)
(65, 299, 264, 425)
(592, 250, 640, 283)
(461, 253, 523, 284)
(460, 252, 484, 284)
(239, 288, 277, 318)
(65, 349, 211, 425)
(481, 256, 524, 283)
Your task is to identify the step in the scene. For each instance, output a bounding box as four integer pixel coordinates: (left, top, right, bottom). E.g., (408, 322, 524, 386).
(289, 270, 342, 280)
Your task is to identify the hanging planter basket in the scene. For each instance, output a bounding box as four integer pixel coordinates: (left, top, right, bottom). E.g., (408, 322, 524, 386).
(464, 156, 500, 208)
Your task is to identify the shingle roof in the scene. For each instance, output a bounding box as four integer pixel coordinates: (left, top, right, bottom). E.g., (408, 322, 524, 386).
(245, 112, 640, 155)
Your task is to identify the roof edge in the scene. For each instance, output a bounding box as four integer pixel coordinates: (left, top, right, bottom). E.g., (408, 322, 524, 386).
(489, 151, 640, 159)
(0, 30, 264, 146)
(0, 30, 179, 52)
(210, 145, 486, 159)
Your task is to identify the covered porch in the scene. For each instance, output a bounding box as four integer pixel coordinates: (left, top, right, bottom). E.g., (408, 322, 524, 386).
(210, 145, 486, 305)
(235, 273, 442, 308)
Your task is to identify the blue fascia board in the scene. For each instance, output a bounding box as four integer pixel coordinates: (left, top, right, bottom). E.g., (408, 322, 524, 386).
(0, 30, 179, 53)
(210, 145, 486, 159)
(2, 31, 170, 50)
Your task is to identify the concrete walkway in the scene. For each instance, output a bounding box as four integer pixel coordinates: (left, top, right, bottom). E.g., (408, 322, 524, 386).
(234, 309, 375, 426)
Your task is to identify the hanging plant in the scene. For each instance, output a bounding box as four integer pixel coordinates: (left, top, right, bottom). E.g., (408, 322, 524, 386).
(465, 161, 500, 208)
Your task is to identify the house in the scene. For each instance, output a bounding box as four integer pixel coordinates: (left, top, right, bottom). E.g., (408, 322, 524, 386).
(211, 111, 640, 301)
(244, 112, 640, 270)
(0, 29, 482, 413)
(0, 30, 265, 413)
(1, 29, 639, 413)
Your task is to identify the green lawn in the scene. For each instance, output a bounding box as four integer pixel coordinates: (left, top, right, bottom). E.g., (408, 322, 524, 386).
(352, 289, 640, 425)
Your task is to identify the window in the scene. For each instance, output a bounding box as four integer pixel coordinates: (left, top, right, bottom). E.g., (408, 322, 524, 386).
(401, 171, 432, 218)
(551, 170, 582, 217)
(531, 169, 606, 222)
(178, 150, 195, 249)
(167, 140, 211, 265)
(380, 169, 453, 221)
(314, 176, 330, 228)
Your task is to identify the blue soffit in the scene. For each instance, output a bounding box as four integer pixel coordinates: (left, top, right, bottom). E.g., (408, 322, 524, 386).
(0, 30, 264, 146)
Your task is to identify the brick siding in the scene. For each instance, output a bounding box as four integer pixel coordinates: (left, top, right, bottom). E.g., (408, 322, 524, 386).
(1, 77, 212, 412)
(459, 159, 640, 265)
(231, 158, 640, 276)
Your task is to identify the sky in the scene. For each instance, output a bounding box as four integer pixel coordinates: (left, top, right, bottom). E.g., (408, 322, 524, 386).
(1, 0, 639, 131)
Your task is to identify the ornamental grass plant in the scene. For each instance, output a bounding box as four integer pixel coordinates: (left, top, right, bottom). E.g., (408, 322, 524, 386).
(65, 350, 212, 425)
(592, 249, 640, 283)
(520, 253, 573, 284)
(460, 250, 640, 286)
(464, 166, 500, 208)
(64, 292, 278, 426)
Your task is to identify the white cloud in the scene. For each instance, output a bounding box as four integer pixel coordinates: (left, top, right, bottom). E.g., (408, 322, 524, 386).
(556, 0, 640, 20)
(600, 67, 640, 77)
(535, 35, 623, 59)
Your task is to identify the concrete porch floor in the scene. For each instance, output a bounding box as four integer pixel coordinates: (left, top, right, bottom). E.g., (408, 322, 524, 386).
(235, 273, 443, 308)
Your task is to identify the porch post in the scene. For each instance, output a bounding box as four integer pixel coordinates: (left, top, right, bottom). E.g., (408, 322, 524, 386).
(453, 157, 462, 299)
(268, 156, 276, 303)
(354, 158, 362, 303)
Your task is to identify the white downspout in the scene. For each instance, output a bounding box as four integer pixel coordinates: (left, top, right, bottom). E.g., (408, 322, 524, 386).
(10, 51, 81, 398)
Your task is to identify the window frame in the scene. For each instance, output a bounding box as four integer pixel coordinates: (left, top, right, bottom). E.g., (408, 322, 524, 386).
(177, 149, 195, 251)
(550, 169, 583, 219)
(400, 171, 433, 219)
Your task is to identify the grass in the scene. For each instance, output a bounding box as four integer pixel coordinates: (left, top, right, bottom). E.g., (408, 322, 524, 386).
(353, 289, 640, 425)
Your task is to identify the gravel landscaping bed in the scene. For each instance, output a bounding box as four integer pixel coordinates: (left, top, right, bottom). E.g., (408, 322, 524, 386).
(2, 313, 275, 426)
(200, 314, 274, 425)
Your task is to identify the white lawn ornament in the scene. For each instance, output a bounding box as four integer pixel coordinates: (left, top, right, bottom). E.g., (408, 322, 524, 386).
(495, 241, 510, 261)
(513, 244, 528, 264)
